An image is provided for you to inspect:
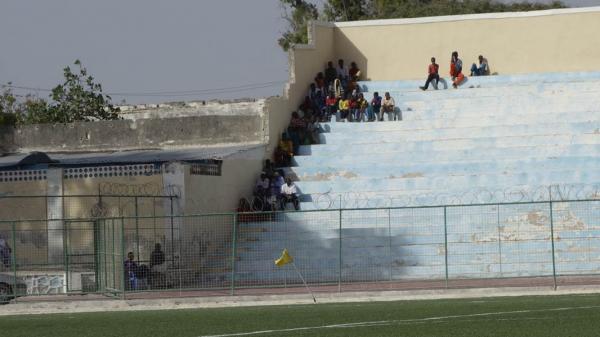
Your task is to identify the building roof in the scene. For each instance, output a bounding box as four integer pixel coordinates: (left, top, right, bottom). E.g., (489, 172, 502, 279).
(0, 144, 264, 169)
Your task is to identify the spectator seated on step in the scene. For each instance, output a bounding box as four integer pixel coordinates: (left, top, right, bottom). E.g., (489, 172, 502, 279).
(274, 133, 294, 167)
(306, 115, 321, 144)
(312, 90, 326, 121)
(470, 55, 490, 76)
(263, 159, 275, 180)
(325, 93, 338, 122)
(347, 61, 361, 93)
(299, 96, 315, 118)
(338, 94, 350, 122)
(450, 51, 465, 88)
(124, 252, 148, 290)
(420, 57, 440, 91)
(354, 93, 368, 122)
(324, 61, 337, 89)
(289, 111, 307, 153)
(315, 72, 327, 95)
(348, 92, 358, 122)
(369, 92, 382, 122)
(0, 234, 12, 271)
(381, 92, 397, 121)
(254, 172, 271, 199)
(270, 171, 286, 200)
(280, 177, 300, 211)
(149, 243, 167, 289)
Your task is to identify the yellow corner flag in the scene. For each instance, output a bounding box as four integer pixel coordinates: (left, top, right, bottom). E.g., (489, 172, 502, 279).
(275, 249, 293, 267)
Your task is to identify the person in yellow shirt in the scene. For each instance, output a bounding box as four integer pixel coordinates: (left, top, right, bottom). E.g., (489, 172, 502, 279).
(338, 94, 350, 122)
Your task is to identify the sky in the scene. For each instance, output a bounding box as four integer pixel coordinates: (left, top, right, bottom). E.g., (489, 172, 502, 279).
(1, 0, 599, 104)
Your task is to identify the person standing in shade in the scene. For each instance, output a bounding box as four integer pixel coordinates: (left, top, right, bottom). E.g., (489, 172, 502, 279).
(0, 234, 11, 271)
(450, 51, 465, 89)
(324, 61, 338, 89)
(420, 57, 440, 91)
(280, 177, 300, 211)
(336, 59, 349, 89)
(149, 243, 166, 288)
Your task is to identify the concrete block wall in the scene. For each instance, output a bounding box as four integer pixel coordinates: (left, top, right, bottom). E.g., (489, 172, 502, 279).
(235, 72, 600, 284)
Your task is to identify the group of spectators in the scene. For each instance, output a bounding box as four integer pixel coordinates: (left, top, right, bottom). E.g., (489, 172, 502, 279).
(420, 52, 490, 90)
(247, 54, 490, 215)
(124, 243, 166, 290)
(304, 59, 401, 123)
(238, 160, 300, 217)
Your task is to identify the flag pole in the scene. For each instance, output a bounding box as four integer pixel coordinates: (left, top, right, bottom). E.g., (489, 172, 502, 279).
(291, 262, 316, 303)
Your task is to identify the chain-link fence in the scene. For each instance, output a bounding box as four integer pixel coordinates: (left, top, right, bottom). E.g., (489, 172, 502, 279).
(1, 199, 600, 302)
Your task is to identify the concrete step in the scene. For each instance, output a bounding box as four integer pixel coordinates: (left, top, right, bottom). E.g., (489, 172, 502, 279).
(319, 121, 600, 145)
(323, 110, 599, 130)
(288, 156, 600, 181)
(293, 144, 600, 166)
(294, 170, 600, 194)
(360, 71, 600, 93)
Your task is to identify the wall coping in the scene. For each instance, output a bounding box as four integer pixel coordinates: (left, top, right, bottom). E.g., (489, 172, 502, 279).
(328, 6, 600, 28)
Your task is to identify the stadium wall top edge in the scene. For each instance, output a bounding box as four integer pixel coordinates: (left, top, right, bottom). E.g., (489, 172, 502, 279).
(321, 6, 600, 28)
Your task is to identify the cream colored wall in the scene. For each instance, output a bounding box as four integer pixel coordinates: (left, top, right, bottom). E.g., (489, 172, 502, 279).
(63, 174, 166, 262)
(334, 9, 600, 80)
(185, 153, 264, 215)
(0, 180, 48, 266)
(182, 151, 263, 272)
(266, 23, 335, 154)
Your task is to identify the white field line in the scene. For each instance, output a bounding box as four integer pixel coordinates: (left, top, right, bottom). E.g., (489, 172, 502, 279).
(197, 305, 600, 337)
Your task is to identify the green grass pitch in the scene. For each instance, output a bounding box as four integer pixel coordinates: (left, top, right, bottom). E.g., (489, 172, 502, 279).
(3, 294, 600, 336)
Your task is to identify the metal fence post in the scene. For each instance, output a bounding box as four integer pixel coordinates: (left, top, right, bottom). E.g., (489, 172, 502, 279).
(443, 206, 449, 288)
(134, 196, 140, 265)
(230, 213, 238, 296)
(64, 221, 69, 293)
(11, 221, 18, 303)
(549, 201, 557, 290)
(121, 217, 126, 300)
(338, 205, 342, 293)
(388, 208, 393, 282)
(497, 205, 503, 276)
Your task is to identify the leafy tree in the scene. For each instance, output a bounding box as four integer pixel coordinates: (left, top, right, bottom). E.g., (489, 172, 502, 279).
(324, 0, 565, 21)
(46, 60, 119, 123)
(0, 60, 119, 126)
(279, 0, 565, 50)
(0, 84, 19, 126)
(278, 0, 320, 51)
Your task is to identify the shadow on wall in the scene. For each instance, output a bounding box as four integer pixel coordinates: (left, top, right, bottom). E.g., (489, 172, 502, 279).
(335, 32, 368, 84)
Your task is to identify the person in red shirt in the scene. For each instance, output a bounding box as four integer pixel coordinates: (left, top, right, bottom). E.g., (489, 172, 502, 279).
(450, 51, 465, 89)
(420, 57, 440, 91)
(348, 94, 358, 122)
(325, 93, 338, 122)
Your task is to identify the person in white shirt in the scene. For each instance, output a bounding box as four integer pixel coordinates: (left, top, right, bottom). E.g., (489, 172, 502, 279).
(381, 92, 400, 121)
(280, 177, 300, 210)
(336, 59, 349, 88)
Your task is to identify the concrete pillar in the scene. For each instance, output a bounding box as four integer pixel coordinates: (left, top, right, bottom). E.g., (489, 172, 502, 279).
(46, 168, 64, 264)
(162, 162, 185, 259)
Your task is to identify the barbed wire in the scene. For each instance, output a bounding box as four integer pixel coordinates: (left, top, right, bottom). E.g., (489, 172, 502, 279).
(307, 183, 600, 210)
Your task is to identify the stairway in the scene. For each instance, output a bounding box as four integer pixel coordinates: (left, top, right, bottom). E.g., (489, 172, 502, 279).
(234, 72, 600, 286)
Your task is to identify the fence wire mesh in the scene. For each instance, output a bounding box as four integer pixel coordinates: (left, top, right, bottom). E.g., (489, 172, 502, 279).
(2, 200, 600, 301)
